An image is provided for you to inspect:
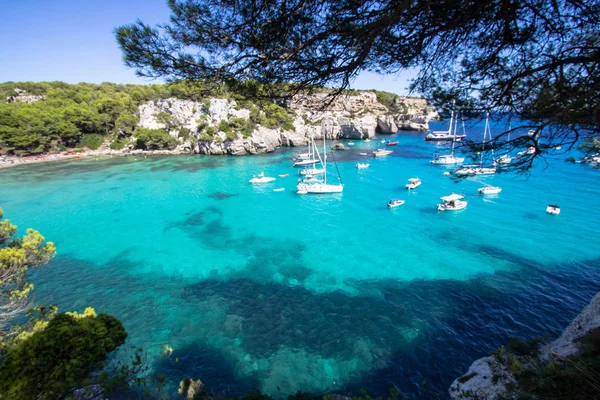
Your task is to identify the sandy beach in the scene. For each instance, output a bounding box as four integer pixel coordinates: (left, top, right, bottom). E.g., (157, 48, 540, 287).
(0, 148, 193, 170)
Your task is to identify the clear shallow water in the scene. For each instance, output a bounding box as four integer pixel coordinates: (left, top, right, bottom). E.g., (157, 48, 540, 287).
(1, 121, 600, 398)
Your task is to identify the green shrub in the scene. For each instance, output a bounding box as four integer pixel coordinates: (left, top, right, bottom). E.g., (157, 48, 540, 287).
(110, 138, 129, 150)
(78, 134, 105, 150)
(218, 120, 231, 134)
(133, 128, 178, 150)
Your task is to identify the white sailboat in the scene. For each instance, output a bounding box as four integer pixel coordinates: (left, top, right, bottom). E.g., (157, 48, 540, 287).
(454, 113, 497, 177)
(293, 136, 320, 167)
(431, 111, 465, 165)
(494, 125, 512, 165)
(297, 135, 343, 194)
(426, 111, 467, 142)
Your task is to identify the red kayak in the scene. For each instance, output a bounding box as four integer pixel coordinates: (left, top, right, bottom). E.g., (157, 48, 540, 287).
(386, 141, 399, 146)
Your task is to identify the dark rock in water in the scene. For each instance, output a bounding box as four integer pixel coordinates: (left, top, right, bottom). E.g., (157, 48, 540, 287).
(208, 192, 238, 200)
(332, 143, 346, 151)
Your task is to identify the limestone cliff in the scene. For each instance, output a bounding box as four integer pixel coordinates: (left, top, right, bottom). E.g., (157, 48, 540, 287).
(136, 91, 437, 156)
(449, 293, 600, 399)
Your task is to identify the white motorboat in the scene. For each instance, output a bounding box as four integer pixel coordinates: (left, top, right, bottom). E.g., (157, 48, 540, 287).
(478, 185, 502, 195)
(387, 198, 405, 208)
(546, 205, 560, 215)
(297, 130, 344, 194)
(517, 147, 536, 157)
(406, 177, 421, 189)
(359, 152, 368, 156)
(357, 163, 369, 169)
(373, 149, 393, 157)
(348, 141, 355, 146)
(437, 193, 467, 211)
(249, 172, 276, 184)
(494, 154, 512, 165)
(299, 168, 325, 176)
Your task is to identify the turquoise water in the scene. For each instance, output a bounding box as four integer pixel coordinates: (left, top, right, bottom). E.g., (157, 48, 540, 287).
(1, 121, 600, 398)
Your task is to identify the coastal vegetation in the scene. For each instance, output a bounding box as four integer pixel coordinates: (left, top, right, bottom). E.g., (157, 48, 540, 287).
(116, 0, 600, 169)
(0, 209, 130, 399)
(0, 80, 299, 156)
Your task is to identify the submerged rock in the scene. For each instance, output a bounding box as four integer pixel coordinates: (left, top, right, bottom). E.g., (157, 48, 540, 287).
(332, 143, 346, 151)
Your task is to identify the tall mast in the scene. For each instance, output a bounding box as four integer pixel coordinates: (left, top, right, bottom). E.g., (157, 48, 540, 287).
(451, 112, 459, 155)
(323, 133, 327, 184)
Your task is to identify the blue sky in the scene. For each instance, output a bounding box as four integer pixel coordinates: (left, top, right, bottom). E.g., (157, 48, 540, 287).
(0, 0, 416, 95)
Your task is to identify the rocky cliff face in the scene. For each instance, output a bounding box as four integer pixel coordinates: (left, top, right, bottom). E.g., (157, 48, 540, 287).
(449, 293, 600, 399)
(137, 91, 437, 155)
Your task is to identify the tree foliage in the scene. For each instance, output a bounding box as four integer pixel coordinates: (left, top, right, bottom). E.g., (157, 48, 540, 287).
(0, 310, 127, 400)
(0, 208, 55, 327)
(115, 0, 600, 167)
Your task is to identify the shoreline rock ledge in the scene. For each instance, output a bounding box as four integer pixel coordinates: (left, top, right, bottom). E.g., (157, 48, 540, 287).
(449, 292, 600, 399)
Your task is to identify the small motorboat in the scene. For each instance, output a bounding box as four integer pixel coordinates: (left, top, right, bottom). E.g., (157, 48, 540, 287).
(546, 205, 560, 215)
(357, 163, 369, 169)
(386, 141, 399, 147)
(494, 155, 512, 165)
(478, 185, 502, 195)
(373, 149, 393, 157)
(406, 178, 421, 189)
(249, 172, 276, 184)
(387, 198, 405, 208)
(517, 147, 536, 156)
(359, 152, 368, 156)
(437, 193, 467, 211)
(443, 171, 452, 176)
(273, 188, 285, 192)
(279, 174, 290, 178)
(348, 141, 355, 146)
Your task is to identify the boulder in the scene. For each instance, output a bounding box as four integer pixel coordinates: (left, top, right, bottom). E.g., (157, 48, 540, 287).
(449, 356, 516, 400)
(332, 143, 346, 151)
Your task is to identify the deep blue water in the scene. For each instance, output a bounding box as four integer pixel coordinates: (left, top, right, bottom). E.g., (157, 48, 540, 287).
(1, 120, 599, 398)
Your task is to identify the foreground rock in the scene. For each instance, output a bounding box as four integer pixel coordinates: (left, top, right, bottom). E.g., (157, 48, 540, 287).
(449, 293, 600, 399)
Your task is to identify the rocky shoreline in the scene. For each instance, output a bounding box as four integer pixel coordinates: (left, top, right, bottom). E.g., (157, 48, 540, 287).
(449, 292, 600, 399)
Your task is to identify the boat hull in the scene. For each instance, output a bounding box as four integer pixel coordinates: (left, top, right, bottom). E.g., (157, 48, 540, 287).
(297, 183, 343, 194)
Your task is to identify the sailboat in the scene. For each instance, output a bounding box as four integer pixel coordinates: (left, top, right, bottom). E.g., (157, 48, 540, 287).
(430, 111, 465, 165)
(297, 135, 344, 194)
(425, 111, 467, 142)
(494, 124, 512, 165)
(293, 136, 320, 167)
(298, 136, 325, 175)
(454, 113, 497, 177)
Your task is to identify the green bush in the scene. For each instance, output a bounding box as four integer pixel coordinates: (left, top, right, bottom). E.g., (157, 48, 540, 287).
(0, 312, 127, 399)
(78, 134, 105, 150)
(133, 128, 178, 150)
(110, 138, 129, 150)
